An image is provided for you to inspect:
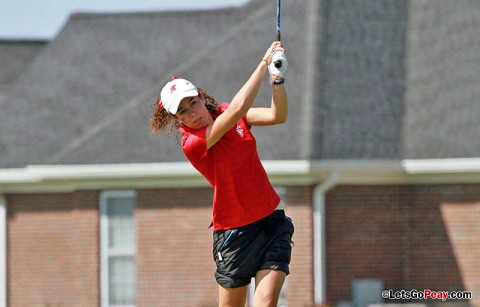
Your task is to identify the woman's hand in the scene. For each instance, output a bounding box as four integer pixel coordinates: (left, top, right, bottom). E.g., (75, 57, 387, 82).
(268, 51, 288, 84)
(262, 41, 283, 65)
(262, 41, 287, 84)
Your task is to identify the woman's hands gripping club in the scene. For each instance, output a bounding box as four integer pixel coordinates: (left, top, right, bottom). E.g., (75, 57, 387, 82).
(262, 41, 288, 85)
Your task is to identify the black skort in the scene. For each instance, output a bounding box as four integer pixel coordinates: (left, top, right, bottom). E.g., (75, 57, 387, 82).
(212, 210, 294, 288)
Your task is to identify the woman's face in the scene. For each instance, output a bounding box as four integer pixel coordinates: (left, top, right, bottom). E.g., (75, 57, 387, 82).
(175, 95, 213, 129)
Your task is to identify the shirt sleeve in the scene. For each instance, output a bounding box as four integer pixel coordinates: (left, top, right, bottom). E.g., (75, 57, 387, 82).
(182, 128, 208, 163)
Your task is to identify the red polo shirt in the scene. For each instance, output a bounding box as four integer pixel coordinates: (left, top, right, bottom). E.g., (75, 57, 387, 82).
(179, 103, 280, 230)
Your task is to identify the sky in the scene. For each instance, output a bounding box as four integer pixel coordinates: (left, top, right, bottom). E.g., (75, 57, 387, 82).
(0, 0, 250, 40)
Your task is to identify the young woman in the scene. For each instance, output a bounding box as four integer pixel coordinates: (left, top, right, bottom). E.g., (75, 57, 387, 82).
(150, 41, 294, 307)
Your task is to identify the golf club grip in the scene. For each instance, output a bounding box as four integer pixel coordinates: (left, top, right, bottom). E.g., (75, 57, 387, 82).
(274, 32, 281, 68)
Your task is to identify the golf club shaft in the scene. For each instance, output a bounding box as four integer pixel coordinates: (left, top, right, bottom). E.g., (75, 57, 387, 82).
(276, 0, 281, 41)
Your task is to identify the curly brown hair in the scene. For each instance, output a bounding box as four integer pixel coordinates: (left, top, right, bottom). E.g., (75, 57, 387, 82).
(150, 88, 219, 136)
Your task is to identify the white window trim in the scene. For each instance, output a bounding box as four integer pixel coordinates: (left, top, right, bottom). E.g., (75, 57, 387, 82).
(100, 190, 137, 307)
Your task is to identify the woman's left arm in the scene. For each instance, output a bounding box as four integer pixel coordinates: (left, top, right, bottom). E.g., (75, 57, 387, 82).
(245, 83, 288, 126)
(246, 43, 288, 126)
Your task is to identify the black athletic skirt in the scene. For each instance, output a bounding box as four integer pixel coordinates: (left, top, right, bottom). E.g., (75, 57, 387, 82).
(212, 210, 294, 288)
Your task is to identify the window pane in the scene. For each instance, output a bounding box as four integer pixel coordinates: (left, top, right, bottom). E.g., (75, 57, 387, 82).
(109, 256, 136, 305)
(107, 197, 135, 250)
(101, 191, 137, 307)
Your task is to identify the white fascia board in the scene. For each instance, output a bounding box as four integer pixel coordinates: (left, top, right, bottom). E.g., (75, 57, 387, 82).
(17, 162, 199, 179)
(0, 161, 316, 193)
(311, 159, 480, 184)
(403, 158, 480, 173)
(310, 160, 409, 184)
(0, 163, 205, 193)
(1, 158, 480, 193)
(0, 161, 311, 182)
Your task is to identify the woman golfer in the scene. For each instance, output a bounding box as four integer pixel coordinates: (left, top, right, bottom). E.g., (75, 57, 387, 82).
(150, 41, 293, 307)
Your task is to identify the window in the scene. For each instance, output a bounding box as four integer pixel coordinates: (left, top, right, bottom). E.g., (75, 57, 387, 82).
(100, 191, 137, 307)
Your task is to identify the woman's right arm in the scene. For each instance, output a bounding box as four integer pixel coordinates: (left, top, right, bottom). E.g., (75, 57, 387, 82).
(205, 42, 280, 149)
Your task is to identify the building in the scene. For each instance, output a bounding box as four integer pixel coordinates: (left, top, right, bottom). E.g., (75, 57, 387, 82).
(0, 0, 479, 306)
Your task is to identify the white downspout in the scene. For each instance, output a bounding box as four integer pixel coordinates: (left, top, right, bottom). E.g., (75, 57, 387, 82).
(0, 195, 6, 307)
(313, 172, 338, 305)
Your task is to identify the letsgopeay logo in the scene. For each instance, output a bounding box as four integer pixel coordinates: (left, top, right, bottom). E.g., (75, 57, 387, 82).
(382, 289, 473, 301)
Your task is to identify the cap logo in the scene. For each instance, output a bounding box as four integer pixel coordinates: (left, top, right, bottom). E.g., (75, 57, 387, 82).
(170, 85, 177, 93)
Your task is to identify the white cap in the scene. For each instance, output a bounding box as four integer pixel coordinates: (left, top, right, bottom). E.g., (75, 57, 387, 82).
(160, 77, 198, 114)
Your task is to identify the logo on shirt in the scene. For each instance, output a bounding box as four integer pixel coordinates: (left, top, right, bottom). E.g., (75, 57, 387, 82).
(235, 125, 244, 137)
